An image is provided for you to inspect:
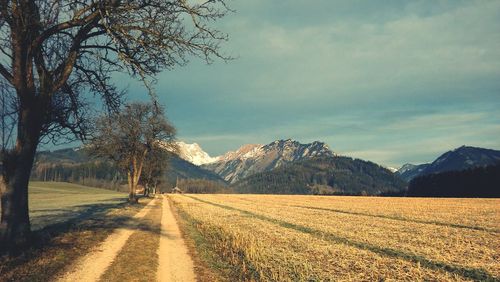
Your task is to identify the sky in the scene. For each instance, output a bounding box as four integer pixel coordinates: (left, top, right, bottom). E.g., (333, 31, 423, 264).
(119, 1, 499, 168)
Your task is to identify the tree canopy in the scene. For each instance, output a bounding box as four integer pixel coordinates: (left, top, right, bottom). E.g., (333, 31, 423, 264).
(0, 0, 229, 145)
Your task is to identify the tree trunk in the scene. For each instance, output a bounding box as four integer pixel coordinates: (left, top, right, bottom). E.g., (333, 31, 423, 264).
(0, 105, 42, 250)
(127, 171, 137, 203)
(129, 152, 147, 203)
(0, 155, 33, 250)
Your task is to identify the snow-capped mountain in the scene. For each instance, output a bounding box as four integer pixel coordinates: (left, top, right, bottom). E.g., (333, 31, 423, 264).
(202, 139, 335, 183)
(173, 141, 218, 166)
(397, 146, 500, 182)
(216, 144, 263, 163)
(386, 166, 399, 173)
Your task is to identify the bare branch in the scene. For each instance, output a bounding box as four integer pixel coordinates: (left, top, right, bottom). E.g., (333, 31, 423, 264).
(0, 62, 11, 83)
(31, 3, 101, 51)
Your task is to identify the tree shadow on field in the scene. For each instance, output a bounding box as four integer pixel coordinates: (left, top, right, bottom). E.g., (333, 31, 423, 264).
(30, 197, 130, 231)
(33, 196, 162, 244)
(0, 196, 161, 282)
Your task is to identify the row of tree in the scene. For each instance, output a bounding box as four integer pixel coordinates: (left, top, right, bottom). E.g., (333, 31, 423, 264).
(90, 103, 176, 202)
(32, 161, 119, 182)
(31, 161, 124, 191)
(28, 103, 176, 198)
(176, 178, 229, 194)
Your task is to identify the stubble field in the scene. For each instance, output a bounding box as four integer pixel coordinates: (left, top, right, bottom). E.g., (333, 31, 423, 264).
(170, 194, 500, 281)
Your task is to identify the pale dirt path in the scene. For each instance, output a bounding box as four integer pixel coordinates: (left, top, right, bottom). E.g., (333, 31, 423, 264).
(157, 195, 196, 282)
(56, 198, 159, 282)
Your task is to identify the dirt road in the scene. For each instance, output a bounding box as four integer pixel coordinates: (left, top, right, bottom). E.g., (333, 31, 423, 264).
(56, 198, 158, 282)
(56, 195, 196, 282)
(157, 195, 196, 282)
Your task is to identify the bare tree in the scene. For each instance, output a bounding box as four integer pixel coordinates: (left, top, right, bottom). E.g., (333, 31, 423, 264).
(141, 146, 171, 196)
(90, 102, 176, 203)
(0, 0, 229, 248)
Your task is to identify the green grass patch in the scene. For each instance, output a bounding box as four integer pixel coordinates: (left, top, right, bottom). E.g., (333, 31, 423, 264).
(28, 181, 127, 230)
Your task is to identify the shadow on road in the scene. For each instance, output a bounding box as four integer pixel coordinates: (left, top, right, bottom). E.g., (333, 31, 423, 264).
(0, 196, 161, 282)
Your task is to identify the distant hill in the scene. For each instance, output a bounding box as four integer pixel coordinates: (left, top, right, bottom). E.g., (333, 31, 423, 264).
(164, 153, 227, 187)
(32, 147, 225, 190)
(407, 163, 500, 197)
(397, 146, 500, 182)
(233, 156, 406, 195)
(203, 139, 335, 183)
(33, 140, 406, 196)
(35, 147, 91, 164)
(31, 143, 500, 197)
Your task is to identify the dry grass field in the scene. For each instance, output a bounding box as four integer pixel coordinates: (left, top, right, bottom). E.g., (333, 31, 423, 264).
(170, 194, 500, 281)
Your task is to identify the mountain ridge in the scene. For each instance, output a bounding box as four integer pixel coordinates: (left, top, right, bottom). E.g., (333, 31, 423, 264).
(397, 145, 500, 181)
(233, 156, 406, 195)
(202, 139, 336, 183)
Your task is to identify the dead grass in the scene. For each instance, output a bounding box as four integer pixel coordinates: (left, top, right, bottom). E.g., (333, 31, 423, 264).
(100, 197, 161, 282)
(170, 197, 232, 282)
(171, 194, 500, 281)
(195, 194, 500, 278)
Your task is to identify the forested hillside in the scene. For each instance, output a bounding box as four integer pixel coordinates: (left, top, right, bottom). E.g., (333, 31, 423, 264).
(398, 146, 500, 182)
(233, 156, 406, 195)
(175, 178, 230, 193)
(407, 163, 500, 197)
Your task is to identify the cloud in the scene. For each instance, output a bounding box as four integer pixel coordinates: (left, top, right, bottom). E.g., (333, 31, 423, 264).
(123, 1, 500, 166)
(310, 109, 500, 167)
(180, 105, 500, 167)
